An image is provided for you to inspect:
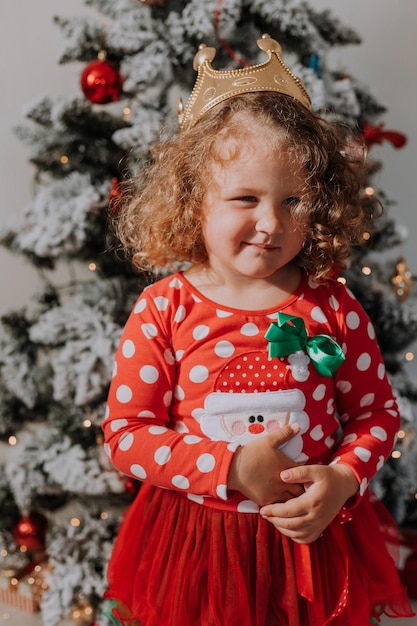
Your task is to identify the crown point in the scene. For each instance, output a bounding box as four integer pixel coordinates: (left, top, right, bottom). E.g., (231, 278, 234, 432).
(257, 34, 282, 57)
(176, 96, 184, 115)
(193, 44, 216, 71)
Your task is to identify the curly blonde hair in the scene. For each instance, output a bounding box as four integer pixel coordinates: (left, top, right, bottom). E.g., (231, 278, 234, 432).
(113, 93, 379, 281)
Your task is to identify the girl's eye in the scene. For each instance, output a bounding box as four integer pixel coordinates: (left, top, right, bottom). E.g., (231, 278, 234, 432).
(237, 196, 258, 203)
(283, 196, 300, 207)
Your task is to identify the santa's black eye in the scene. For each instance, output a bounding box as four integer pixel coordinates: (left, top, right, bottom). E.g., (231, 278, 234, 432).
(249, 415, 256, 423)
(257, 415, 264, 423)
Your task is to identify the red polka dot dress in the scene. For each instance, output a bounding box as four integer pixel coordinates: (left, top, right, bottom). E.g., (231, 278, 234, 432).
(103, 272, 413, 625)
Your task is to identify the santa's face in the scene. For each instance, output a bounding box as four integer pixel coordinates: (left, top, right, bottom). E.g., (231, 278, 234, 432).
(200, 388, 309, 461)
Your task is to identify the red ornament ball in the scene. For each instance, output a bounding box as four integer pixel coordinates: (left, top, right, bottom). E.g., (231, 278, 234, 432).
(13, 511, 48, 551)
(80, 59, 123, 104)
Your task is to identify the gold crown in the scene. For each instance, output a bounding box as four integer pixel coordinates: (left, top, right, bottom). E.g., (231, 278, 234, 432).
(177, 33, 311, 131)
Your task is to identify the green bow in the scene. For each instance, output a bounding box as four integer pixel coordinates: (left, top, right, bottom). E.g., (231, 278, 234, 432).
(265, 312, 345, 377)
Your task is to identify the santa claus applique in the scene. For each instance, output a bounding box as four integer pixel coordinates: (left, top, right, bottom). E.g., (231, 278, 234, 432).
(199, 350, 309, 462)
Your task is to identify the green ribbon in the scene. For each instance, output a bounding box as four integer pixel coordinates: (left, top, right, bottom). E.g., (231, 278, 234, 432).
(265, 312, 345, 377)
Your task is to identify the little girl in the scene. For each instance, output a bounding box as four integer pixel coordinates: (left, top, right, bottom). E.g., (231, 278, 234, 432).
(103, 35, 413, 625)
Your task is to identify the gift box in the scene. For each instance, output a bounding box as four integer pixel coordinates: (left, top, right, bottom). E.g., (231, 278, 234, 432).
(0, 569, 39, 612)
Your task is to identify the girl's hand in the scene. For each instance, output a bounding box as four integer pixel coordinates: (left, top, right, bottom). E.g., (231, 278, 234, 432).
(259, 463, 359, 543)
(228, 424, 304, 505)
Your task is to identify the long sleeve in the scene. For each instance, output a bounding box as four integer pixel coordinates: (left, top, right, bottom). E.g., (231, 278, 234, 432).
(102, 283, 236, 502)
(327, 285, 400, 497)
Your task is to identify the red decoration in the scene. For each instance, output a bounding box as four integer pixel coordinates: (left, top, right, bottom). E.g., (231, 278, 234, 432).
(358, 121, 407, 150)
(214, 0, 250, 67)
(12, 512, 48, 552)
(80, 59, 123, 104)
(108, 177, 123, 214)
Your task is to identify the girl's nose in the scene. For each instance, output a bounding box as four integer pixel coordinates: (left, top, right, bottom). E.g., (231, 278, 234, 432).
(255, 204, 283, 234)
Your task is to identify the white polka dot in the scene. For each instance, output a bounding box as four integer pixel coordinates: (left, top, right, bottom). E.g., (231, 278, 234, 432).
(130, 464, 147, 479)
(336, 380, 352, 393)
(329, 295, 340, 311)
(342, 434, 357, 445)
(356, 353, 371, 371)
(227, 442, 240, 452)
(138, 410, 156, 418)
(356, 412, 372, 420)
(346, 311, 360, 330)
(325, 436, 335, 448)
(311, 306, 327, 323)
(193, 325, 210, 340)
(154, 296, 169, 311)
(367, 321, 375, 339)
(134, 298, 147, 314)
(104, 442, 111, 457)
(216, 309, 233, 318)
(110, 418, 128, 432)
(172, 475, 190, 489)
(371, 426, 387, 441)
(175, 421, 189, 433)
(169, 277, 183, 289)
(149, 425, 168, 435)
(154, 446, 171, 465)
(163, 390, 173, 406)
(188, 493, 204, 504)
(360, 392, 375, 407)
(376, 455, 385, 471)
(141, 323, 158, 339)
(354, 446, 371, 462)
(122, 339, 135, 358)
(116, 384, 133, 403)
(214, 340, 235, 358)
(174, 305, 186, 323)
(217, 484, 228, 500)
(119, 432, 133, 451)
(240, 323, 259, 336)
(164, 349, 175, 365)
(174, 385, 185, 400)
(310, 425, 324, 440)
(312, 384, 326, 401)
(327, 398, 335, 414)
(112, 362, 117, 378)
(237, 500, 259, 513)
(192, 294, 202, 303)
(184, 435, 203, 444)
(377, 363, 385, 379)
(140, 365, 159, 384)
(359, 477, 368, 496)
(104, 404, 110, 420)
(176, 350, 184, 361)
(189, 365, 209, 383)
(191, 408, 204, 421)
(196, 453, 216, 473)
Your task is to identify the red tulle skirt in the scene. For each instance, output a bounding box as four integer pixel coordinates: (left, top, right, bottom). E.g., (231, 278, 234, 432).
(104, 485, 414, 626)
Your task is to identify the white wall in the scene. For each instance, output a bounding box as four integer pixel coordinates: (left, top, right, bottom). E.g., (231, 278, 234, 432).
(1, 0, 416, 313)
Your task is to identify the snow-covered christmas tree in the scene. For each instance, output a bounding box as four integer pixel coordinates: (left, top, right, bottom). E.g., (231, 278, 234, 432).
(1, 1, 416, 624)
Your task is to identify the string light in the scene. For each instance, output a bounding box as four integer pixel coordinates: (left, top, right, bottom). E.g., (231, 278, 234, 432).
(361, 266, 372, 276)
(391, 450, 401, 459)
(365, 186, 375, 196)
(60, 155, 69, 164)
(83, 419, 92, 428)
(8, 435, 17, 446)
(70, 518, 81, 527)
(88, 262, 97, 271)
(405, 351, 414, 362)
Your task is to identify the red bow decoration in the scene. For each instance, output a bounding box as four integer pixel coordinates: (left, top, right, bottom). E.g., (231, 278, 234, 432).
(359, 121, 407, 149)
